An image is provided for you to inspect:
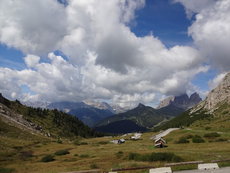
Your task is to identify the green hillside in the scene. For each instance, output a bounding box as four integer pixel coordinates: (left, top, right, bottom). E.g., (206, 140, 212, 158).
(0, 94, 100, 139)
(154, 101, 230, 131)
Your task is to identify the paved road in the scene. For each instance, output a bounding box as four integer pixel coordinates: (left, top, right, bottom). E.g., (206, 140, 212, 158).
(151, 128, 180, 140)
(174, 167, 230, 173)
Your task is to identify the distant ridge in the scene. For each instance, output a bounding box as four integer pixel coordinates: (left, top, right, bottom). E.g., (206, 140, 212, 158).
(46, 101, 114, 127)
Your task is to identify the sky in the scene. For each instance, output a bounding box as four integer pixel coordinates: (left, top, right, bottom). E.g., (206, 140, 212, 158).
(0, 0, 229, 108)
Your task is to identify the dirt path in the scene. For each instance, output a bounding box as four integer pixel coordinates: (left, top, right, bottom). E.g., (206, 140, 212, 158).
(151, 128, 180, 140)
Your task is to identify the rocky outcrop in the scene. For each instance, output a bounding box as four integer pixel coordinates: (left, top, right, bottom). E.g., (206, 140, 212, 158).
(191, 72, 230, 114)
(157, 92, 202, 110)
(204, 72, 230, 110)
(0, 102, 43, 134)
(157, 96, 174, 109)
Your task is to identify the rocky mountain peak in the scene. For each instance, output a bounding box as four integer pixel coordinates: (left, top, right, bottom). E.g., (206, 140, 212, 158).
(203, 72, 230, 111)
(137, 103, 145, 108)
(157, 96, 174, 109)
(157, 92, 202, 110)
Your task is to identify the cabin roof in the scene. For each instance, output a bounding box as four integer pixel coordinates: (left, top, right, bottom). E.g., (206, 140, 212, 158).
(155, 137, 166, 143)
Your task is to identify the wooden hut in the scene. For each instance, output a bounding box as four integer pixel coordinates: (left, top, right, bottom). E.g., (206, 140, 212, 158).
(154, 137, 166, 148)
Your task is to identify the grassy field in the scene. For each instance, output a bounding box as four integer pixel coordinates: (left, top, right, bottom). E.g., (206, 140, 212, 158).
(1, 123, 230, 173)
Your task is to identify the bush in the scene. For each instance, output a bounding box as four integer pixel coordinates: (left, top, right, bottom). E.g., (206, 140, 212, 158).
(204, 132, 220, 138)
(41, 154, 55, 162)
(54, 149, 70, 156)
(175, 137, 189, 144)
(79, 154, 89, 158)
(90, 164, 98, 169)
(57, 138, 63, 144)
(205, 127, 211, 130)
(215, 138, 228, 142)
(0, 167, 15, 173)
(185, 134, 194, 139)
(128, 152, 183, 162)
(192, 135, 205, 143)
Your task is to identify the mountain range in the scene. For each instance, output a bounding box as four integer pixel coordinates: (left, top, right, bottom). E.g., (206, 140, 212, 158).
(155, 72, 230, 131)
(46, 101, 114, 127)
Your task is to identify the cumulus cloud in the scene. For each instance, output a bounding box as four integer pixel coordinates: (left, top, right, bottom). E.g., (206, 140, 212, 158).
(24, 55, 40, 68)
(177, 0, 230, 71)
(0, 0, 220, 107)
(0, 0, 66, 55)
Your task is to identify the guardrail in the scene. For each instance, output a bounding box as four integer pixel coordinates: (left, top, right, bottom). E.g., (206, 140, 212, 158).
(165, 161, 204, 166)
(61, 159, 230, 173)
(111, 166, 155, 172)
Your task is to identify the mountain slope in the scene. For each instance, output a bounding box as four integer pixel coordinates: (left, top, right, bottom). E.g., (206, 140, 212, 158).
(155, 72, 230, 131)
(94, 120, 147, 134)
(0, 94, 99, 139)
(47, 101, 114, 127)
(96, 103, 168, 130)
(69, 107, 113, 127)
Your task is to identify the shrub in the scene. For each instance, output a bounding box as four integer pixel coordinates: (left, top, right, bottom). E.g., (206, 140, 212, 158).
(57, 138, 63, 144)
(54, 149, 70, 156)
(215, 138, 228, 142)
(79, 154, 89, 158)
(205, 127, 211, 130)
(185, 134, 194, 139)
(175, 137, 189, 144)
(90, 164, 98, 169)
(0, 167, 15, 173)
(41, 154, 55, 162)
(128, 152, 182, 162)
(204, 132, 220, 138)
(192, 135, 205, 143)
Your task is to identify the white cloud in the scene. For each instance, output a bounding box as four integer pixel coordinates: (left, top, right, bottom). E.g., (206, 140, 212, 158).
(0, 0, 66, 55)
(24, 54, 40, 68)
(0, 0, 217, 107)
(208, 72, 227, 90)
(177, 0, 230, 71)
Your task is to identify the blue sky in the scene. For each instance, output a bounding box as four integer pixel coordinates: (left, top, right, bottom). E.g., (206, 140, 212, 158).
(0, 0, 228, 106)
(132, 0, 193, 47)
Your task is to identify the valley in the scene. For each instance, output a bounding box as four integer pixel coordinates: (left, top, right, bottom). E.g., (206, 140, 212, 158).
(1, 124, 230, 173)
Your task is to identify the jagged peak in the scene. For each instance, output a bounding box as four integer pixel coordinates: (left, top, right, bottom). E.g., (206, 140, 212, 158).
(137, 103, 145, 108)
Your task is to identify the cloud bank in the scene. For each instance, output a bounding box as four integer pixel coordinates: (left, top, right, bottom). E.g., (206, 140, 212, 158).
(0, 0, 229, 107)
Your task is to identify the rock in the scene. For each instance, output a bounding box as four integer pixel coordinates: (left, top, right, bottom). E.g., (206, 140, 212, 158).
(157, 92, 202, 110)
(204, 72, 230, 111)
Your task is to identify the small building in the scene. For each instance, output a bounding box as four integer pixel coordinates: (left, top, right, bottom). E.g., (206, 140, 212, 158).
(111, 139, 125, 144)
(131, 133, 142, 140)
(154, 137, 166, 148)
